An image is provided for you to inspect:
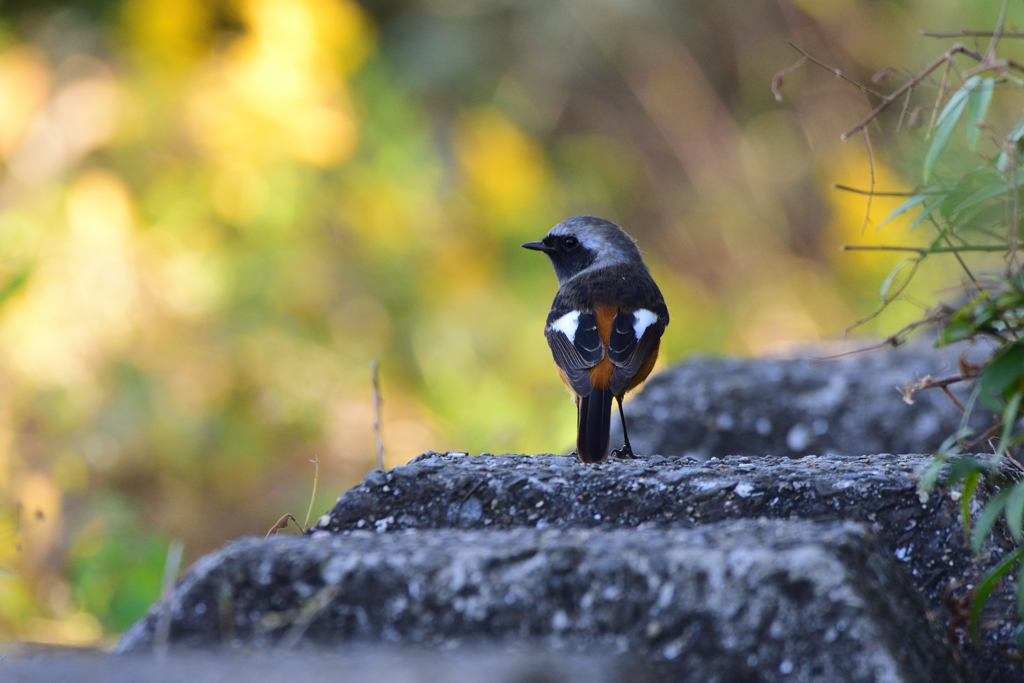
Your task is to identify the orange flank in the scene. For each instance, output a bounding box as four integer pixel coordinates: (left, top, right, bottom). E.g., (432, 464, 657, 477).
(589, 305, 618, 391)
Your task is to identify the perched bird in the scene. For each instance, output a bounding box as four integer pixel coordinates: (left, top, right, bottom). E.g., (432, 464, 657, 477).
(523, 216, 669, 463)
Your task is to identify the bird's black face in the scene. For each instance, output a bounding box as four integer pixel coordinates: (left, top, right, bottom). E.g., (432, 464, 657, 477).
(522, 232, 597, 282)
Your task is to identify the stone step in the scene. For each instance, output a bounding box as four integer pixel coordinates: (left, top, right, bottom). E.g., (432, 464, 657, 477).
(613, 349, 986, 460)
(116, 520, 969, 683)
(1, 648, 650, 683)
(314, 453, 965, 608)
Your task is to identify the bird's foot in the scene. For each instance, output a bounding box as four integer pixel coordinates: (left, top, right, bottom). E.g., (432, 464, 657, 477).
(610, 445, 637, 459)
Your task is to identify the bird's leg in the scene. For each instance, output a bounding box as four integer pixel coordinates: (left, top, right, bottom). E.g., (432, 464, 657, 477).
(611, 395, 636, 459)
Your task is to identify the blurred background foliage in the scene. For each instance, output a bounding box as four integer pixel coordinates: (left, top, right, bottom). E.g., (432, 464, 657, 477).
(0, 0, 1019, 645)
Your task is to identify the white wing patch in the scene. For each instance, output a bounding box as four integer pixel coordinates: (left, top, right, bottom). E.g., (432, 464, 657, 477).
(632, 308, 658, 340)
(551, 310, 581, 344)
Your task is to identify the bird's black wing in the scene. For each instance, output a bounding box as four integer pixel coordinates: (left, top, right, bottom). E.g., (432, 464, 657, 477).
(545, 307, 604, 397)
(607, 308, 667, 396)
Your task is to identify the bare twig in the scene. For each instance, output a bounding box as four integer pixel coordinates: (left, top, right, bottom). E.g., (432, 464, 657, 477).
(266, 514, 300, 538)
(772, 56, 807, 102)
(927, 59, 954, 140)
(986, 0, 1010, 61)
(371, 360, 385, 470)
(787, 42, 886, 99)
(834, 184, 914, 197)
(278, 583, 340, 651)
(899, 373, 976, 407)
(860, 128, 876, 234)
(922, 30, 1024, 39)
(303, 458, 320, 530)
(842, 244, 1009, 254)
(154, 539, 185, 663)
(942, 386, 966, 413)
(841, 45, 989, 141)
(896, 84, 915, 134)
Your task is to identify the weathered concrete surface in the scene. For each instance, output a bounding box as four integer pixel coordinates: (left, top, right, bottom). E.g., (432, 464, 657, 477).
(116, 521, 969, 683)
(2, 647, 651, 683)
(310, 452, 1020, 681)
(313, 453, 965, 607)
(613, 348, 985, 460)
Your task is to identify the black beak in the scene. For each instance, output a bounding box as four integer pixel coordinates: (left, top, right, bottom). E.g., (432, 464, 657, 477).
(521, 241, 550, 252)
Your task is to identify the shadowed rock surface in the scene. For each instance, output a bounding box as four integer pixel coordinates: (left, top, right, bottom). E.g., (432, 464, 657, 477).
(611, 348, 985, 460)
(116, 521, 969, 683)
(2, 648, 652, 683)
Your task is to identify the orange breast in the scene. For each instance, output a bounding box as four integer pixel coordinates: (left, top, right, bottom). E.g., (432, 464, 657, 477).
(588, 305, 617, 391)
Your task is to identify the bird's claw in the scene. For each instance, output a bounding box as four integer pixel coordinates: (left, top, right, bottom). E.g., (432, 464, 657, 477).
(611, 446, 637, 459)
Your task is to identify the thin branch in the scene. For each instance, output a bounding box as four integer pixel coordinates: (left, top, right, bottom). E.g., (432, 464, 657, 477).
(266, 514, 300, 538)
(772, 56, 807, 102)
(922, 30, 1024, 39)
(896, 84, 915, 134)
(841, 44, 988, 141)
(811, 312, 945, 364)
(370, 359, 385, 470)
(927, 60, 953, 140)
(987, 0, 1010, 61)
(787, 42, 887, 99)
(860, 128, 875, 234)
(942, 386, 967, 413)
(834, 184, 915, 197)
(278, 583, 340, 651)
(843, 257, 923, 334)
(842, 244, 1009, 254)
(154, 539, 185, 663)
(303, 457, 320, 530)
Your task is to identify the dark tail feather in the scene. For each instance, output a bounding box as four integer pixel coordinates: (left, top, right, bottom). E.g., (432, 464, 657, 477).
(577, 389, 613, 463)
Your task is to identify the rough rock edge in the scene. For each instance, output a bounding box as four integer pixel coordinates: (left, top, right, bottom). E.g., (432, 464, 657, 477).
(611, 351, 985, 460)
(311, 451, 1018, 680)
(117, 521, 970, 683)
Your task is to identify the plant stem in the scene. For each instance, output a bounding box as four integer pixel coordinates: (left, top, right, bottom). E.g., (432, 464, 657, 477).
(843, 244, 1009, 254)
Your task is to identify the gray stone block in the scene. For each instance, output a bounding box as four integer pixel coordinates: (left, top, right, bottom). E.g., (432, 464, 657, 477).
(1, 648, 651, 683)
(116, 521, 969, 682)
(314, 453, 964, 609)
(613, 348, 984, 460)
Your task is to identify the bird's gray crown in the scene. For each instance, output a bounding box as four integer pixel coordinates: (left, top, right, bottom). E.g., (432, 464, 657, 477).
(547, 215, 644, 280)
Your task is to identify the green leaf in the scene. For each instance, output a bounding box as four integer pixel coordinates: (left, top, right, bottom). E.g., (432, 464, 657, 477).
(910, 194, 946, 232)
(966, 77, 994, 151)
(951, 173, 1024, 216)
(962, 469, 981, 534)
(1000, 391, 1024, 456)
(879, 257, 917, 301)
(972, 489, 1010, 555)
(971, 544, 1024, 646)
(924, 76, 980, 182)
(979, 340, 1024, 400)
(946, 172, 1024, 215)
(1018, 560, 1024, 621)
(997, 114, 1024, 173)
(1007, 481, 1024, 541)
(947, 456, 988, 485)
(876, 194, 930, 231)
(917, 454, 947, 491)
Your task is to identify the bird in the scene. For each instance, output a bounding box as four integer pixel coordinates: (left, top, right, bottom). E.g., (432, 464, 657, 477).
(523, 215, 669, 463)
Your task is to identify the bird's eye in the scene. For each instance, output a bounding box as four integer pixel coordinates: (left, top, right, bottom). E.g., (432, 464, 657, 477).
(563, 235, 579, 250)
